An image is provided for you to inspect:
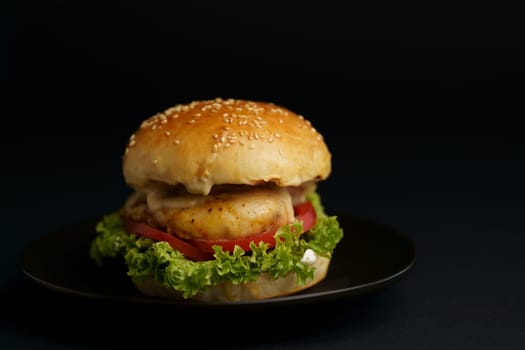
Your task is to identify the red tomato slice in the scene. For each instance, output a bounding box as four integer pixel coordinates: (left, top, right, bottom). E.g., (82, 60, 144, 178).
(124, 220, 214, 261)
(293, 201, 316, 232)
(189, 227, 279, 254)
(189, 201, 317, 253)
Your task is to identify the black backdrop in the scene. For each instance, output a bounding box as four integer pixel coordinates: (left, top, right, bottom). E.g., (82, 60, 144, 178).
(11, 1, 525, 165)
(4, 1, 525, 349)
(9, 1, 525, 208)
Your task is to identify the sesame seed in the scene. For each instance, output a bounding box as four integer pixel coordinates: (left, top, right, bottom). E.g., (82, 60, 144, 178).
(165, 107, 178, 115)
(174, 139, 180, 145)
(165, 131, 171, 136)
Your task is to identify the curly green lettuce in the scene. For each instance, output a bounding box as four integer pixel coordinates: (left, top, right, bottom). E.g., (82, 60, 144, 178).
(89, 191, 344, 299)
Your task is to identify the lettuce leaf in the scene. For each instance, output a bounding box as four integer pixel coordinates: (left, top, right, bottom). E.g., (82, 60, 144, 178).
(89, 191, 344, 299)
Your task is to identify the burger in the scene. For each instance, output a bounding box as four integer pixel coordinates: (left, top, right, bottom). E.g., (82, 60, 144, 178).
(90, 98, 344, 302)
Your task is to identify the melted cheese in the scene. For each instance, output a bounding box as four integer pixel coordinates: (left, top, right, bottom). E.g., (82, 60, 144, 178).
(144, 185, 207, 211)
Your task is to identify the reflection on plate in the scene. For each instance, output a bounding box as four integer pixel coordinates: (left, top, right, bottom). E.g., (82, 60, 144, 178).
(20, 215, 415, 308)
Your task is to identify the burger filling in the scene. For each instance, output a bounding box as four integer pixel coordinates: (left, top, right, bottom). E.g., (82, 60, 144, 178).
(90, 187, 344, 299)
(122, 182, 315, 241)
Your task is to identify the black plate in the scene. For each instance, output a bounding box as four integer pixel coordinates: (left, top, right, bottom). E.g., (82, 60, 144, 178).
(20, 215, 415, 308)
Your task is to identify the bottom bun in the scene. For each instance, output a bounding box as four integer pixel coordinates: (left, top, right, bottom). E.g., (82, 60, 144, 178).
(134, 256, 331, 302)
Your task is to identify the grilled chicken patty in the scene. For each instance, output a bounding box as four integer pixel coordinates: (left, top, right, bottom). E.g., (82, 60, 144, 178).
(121, 183, 307, 240)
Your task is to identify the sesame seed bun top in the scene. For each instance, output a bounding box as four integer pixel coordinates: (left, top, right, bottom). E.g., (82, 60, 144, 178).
(122, 98, 332, 195)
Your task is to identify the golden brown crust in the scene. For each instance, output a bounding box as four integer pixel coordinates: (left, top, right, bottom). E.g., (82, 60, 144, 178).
(122, 98, 331, 195)
(133, 256, 330, 302)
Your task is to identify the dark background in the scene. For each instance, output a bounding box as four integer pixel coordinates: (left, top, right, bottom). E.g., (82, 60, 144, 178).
(3, 1, 525, 349)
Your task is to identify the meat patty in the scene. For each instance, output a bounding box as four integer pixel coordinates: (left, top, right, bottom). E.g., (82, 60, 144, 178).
(121, 184, 295, 240)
